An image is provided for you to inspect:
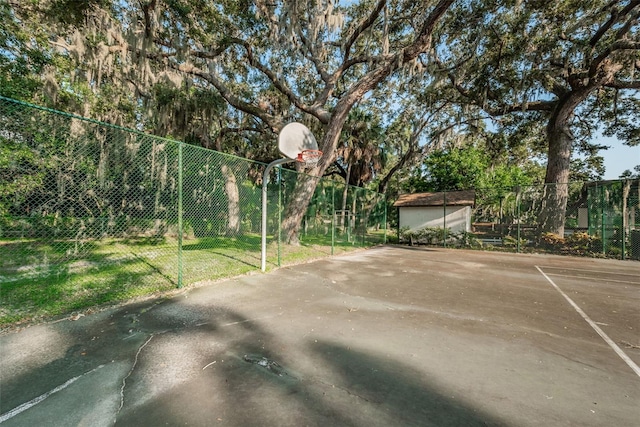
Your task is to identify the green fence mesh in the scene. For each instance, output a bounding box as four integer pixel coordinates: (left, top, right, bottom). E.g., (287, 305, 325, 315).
(2, 96, 637, 325)
(397, 181, 640, 259)
(0, 96, 387, 323)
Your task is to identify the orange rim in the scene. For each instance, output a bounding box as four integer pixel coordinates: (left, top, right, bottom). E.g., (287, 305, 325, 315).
(296, 149, 323, 164)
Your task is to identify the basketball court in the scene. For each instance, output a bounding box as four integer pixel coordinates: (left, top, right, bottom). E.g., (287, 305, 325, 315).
(1, 246, 639, 426)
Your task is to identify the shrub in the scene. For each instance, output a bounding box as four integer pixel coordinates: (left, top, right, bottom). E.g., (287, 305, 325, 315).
(399, 226, 448, 246)
(450, 230, 482, 248)
(565, 232, 602, 254)
(502, 234, 526, 248)
(540, 232, 565, 250)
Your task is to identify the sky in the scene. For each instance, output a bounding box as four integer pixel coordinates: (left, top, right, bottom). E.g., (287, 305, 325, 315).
(600, 136, 640, 179)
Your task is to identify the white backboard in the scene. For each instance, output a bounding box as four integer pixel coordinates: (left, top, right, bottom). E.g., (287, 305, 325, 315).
(278, 122, 318, 160)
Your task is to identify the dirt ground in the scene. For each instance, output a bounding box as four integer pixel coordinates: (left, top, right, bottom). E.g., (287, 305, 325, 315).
(1, 246, 639, 426)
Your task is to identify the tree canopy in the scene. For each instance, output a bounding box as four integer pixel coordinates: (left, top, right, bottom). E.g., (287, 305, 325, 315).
(2, 0, 638, 238)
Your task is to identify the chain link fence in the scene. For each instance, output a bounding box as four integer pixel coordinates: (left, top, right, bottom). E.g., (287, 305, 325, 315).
(3, 95, 636, 326)
(397, 180, 640, 260)
(0, 96, 387, 324)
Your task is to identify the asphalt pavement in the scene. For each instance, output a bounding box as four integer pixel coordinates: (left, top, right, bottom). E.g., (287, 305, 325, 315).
(1, 246, 639, 426)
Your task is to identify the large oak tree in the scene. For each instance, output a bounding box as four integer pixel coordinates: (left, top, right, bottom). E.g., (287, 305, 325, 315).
(437, 0, 640, 235)
(98, 0, 457, 243)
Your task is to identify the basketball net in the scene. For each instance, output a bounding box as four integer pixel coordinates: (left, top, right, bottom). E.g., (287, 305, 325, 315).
(296, 149, 323, 169)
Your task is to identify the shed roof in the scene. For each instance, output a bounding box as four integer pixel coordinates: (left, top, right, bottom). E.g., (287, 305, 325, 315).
(393, 190, 475, 207)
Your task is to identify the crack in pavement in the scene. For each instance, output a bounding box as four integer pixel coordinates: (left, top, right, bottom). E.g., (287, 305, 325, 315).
(115, 334, 155, 424)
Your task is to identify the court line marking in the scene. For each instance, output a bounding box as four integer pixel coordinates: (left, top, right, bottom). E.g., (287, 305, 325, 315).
(0, 365, 106, 423)
(535, 266, 640, 378)
(538, 266, 639, 278)
(541, 273, 639, 286)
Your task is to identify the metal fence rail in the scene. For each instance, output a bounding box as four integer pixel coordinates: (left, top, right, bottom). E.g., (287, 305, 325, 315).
(0, 97, 387, 304)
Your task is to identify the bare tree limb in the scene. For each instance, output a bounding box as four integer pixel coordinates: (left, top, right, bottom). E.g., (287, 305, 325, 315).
(214, 126, 263, 151)
(589, 39, 640, 79)
(613, 1, 640, 40)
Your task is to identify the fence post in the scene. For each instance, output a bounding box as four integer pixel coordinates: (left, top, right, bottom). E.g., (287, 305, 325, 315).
(359, 193, 365, 245)
(346, 186, 351, 244)
(177, 142, 183, 288)
(277, 166, 282, 267)
(516, 186, 521, 254)
(331, 184, 335, 255)
(360, 189, 365, 246)
(622, 209, 626, 260)
(383, 194, 387, 244)
(443, 190, 447, 248)
(621, 180, 628, 260)
(601, 185, 606, 256)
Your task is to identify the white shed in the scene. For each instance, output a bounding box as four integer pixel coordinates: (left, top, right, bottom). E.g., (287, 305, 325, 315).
(393, 190, 475, 233)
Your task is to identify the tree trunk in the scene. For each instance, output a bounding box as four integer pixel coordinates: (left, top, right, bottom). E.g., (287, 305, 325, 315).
(280, 97, 355, 244)
(538, 116, 572, 236)
(280, 173, 321, 245)
(340, 163, 352, 230)
(537, 52, 624, 235)
(537, 74, 601, 236)
(221, 164, 240, 236)
(279, 0, 455, 244)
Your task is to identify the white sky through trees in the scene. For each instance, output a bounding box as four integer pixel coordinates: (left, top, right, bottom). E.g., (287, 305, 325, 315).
(601, 137, 640, 178)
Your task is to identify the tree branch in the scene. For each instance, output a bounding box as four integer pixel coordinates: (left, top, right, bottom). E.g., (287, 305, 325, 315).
(214, 126, 263, 151)
(343, 0, 454, 102)
(487, 100, 555, 116)
(241, 42, 325, 121)
(342, 0, 387, 63)
(298, 32, 331, 83)
(168, 61, 283, 132)
(402, 0, 454, 62)
(590, 39, 640, 78)
(614, 1, 640, 39)
(604, 79, 640, 89)
(589, 0, 639, 46)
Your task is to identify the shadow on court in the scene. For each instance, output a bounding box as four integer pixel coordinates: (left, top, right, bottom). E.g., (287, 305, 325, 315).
(1, 246, 638, 426)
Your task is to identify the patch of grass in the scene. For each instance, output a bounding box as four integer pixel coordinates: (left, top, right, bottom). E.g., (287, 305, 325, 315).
(0, 242, 177, 328)
(1, 234, 378, 329)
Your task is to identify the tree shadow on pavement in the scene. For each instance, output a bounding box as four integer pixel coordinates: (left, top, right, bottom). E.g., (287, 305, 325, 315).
(308, 340, 509, 426)
(112, 311, 509, 426)
(2, 291, 508, 427)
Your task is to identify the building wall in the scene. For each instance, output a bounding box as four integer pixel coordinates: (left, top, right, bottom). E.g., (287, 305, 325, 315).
(399, 206, 471, 233)
(578, 208, 588, 228)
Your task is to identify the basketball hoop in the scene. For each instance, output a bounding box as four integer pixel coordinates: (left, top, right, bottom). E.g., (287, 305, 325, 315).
(262, 122, 321, 271)
(296, 149, 323, 168)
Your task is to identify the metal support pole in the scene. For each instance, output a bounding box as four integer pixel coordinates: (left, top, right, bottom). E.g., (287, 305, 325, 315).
(516, 187, 521, 254)
(177, 143, 183, 288)
(622, 216, 626, 260)
(277, 166, 282, 267)
(331, 185, 335, 255)
(261, 158, 294, 272)
(601, 185, 606, 256)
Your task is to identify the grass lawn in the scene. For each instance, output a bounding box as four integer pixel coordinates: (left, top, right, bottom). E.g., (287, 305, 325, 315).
(0, 233, 378, 329)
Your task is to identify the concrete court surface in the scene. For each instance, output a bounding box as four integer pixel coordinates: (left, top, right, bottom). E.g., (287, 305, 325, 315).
(1, 246, 639, 427)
